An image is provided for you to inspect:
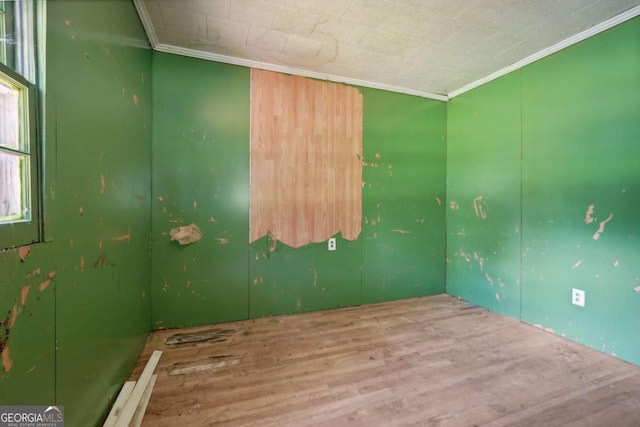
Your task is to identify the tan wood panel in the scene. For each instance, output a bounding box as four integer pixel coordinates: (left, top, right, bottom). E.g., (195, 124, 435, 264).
(131, 295, 640, 426)
(250, 69, 362, 247)
(336, 84, 363, 241)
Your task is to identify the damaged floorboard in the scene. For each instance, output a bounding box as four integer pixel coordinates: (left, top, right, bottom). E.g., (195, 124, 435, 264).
(130, 295, 640, 426)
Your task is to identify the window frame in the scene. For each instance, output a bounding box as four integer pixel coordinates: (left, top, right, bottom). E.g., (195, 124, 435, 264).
(0, 2, 6, 64)
(0, 0, 42, 250)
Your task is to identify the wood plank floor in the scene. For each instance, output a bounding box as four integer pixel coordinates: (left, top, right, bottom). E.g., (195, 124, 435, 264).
(130, 295, 640, 426)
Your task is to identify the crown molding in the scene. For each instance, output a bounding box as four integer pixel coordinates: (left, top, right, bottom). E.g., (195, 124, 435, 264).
(448, 5, 640, 98)
(133, 0, 159, 48)
(134, 1, 640, 102)
(153, 43, 449, 102)
(130, 0, 447, 102)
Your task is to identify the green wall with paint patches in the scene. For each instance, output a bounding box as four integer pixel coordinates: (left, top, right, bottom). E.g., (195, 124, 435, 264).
(249, 234, 362, 317)
(150, 52, 250, 328)
(0, 251, 56, 405)
(150, 56, 447, 325)
(521, 17, 640, 364)
(446, 72, 522, 318)
(362, 88, 447, 303)
(0, 2, 153, 427)
(447, 17, 640, 365)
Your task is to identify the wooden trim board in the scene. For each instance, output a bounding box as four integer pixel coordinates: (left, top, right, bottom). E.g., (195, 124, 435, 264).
(131, 375, 158, 427)
(109, 350, 162, 427)
(103, 381, 136, 427)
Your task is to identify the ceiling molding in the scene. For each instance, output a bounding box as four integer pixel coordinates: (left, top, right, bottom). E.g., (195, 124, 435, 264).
(135, 1, 639, 102)
(133, 0, 159, 48)
(133, 0, 447, 101)
(448, 5, 640, 99)
(153, 43, 449, 101)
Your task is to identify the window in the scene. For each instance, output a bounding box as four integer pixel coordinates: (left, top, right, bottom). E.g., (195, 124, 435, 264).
(0, 0, 41, 249)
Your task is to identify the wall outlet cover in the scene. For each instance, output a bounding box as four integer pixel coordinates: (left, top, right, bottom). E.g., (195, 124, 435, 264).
(328, 238, 336, 251)
(572, 288, 585, 307)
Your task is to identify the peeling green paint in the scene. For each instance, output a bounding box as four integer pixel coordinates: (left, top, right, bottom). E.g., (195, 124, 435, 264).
(249, 234, 362, 317)
(150, 53, 250, 328)
(362, 89, 447, 303)
(1, 2, 152, 426)
(447, 17, 640, 365)
(0, 248, 55, 405)
(446, 72, 522, 318)
(521, 17, 640, 365)
(50, 1, 153, 425)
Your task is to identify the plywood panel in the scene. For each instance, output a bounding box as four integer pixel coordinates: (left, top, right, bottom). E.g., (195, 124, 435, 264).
(336, 84, 363, 241)
(250, 69, 362, 248)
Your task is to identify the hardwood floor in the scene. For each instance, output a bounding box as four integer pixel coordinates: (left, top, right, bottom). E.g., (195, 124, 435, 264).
(130, 295, 640, 426)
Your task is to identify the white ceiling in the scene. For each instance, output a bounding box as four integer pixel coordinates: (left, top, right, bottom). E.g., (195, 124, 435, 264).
(135, 0, 640, 100)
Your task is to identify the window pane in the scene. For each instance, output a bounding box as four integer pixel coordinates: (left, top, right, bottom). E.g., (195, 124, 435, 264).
(0, 0, 16, 70)
(0, 0, 38, 248)
(0, 78, 19, 150)
(0, 150, 28, 220)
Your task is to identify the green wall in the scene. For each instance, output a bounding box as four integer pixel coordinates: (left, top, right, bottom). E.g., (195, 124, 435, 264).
(151, 53, 250, 328)
(521, 17, 640, 364)
(447, 17, 640, 365)
(151, 56, 447, 326)
(0, 249, 55, 406)
(0, 1, 152, 426)
(249, 234, 363, 317)
(362, 88, 447, 303)
(447, 73, 522, 318)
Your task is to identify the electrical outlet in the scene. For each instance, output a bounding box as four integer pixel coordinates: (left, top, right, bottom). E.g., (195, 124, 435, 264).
(328, 238, 336, 251)
(572, 288, 585, 307)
